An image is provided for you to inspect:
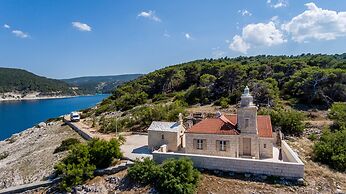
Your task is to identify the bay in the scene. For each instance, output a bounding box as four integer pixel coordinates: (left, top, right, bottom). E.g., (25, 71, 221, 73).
(0, 94, 109, 140)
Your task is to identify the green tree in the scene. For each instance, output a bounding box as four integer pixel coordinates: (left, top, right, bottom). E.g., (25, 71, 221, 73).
(259, 108, 305, 136)
(250, 78, 279, 107)
(328, 102, 346, 129)
(200, 74, 216, 87)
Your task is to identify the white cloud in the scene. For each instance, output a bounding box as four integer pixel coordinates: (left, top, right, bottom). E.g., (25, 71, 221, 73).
(267, 0, 288, 9)
(12, 30, 29, 38)
(3, 24, 10, 29)
(238, 9, 252, 16)
(229, 22, 286, 53)
(185, 33, 192, 40)
(229, 35, 250, 54)
(282, 2, 346, 42)
(138, 10, 161, 22)
(72, 22, 92, 32)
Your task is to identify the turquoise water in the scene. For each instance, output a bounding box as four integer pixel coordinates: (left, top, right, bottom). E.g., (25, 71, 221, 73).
(0, 95, 109, 140)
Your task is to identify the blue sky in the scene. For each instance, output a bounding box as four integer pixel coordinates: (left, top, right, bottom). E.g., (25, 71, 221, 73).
(1, 0, 346, 78)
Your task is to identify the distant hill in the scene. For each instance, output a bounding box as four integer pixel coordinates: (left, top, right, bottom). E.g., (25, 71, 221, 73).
(62, 74, 142, 94)
(0, 67, 77, 96)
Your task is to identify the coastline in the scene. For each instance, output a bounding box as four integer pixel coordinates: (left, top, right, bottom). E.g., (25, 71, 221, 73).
(0, 95, 77, 102)
(0, 94, 102, 102)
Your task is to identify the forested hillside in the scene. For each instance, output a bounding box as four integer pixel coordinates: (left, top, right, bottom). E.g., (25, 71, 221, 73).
(99, 53, 346, 112)
(0, 67, 77, 95)
(83, 53, 346, 172)
(63, 74, 141, 94)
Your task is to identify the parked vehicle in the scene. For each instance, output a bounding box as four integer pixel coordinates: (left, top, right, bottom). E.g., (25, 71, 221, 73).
(70, 112, 80, 122)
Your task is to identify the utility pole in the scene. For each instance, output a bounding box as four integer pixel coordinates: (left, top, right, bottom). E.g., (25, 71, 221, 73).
(115, 113, 118, 137)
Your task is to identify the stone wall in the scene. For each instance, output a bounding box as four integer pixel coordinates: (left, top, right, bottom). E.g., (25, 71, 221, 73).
(153, 140, 304, 179)
(281, 141, 303, 163)
(148, 130, 179, 151)
(259, 137, 273, 159)
(63, 119, 92, 140)
(185, 133, 239, 157)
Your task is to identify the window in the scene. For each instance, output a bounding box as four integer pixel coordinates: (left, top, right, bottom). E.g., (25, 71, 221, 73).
(219, 140, 227, 151)
(197, 139, 203, 150)
(245, 118, 249, 128)
(264, 144, 266, 148)
(161, 134, 164, 140)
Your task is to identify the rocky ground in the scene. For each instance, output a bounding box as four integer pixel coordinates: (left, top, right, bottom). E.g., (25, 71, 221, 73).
(0, 121, 84, 189)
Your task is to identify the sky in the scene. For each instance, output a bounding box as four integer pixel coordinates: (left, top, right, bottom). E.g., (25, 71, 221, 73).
(1, 0, 346, 79)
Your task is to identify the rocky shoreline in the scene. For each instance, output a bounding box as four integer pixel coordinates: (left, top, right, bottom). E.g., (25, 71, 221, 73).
(0, 121, 85, 190)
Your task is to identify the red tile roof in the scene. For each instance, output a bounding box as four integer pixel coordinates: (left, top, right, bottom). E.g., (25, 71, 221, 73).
(186, 114, 273, 138)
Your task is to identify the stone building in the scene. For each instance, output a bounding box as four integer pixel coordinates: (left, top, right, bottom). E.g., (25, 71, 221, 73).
(149, 86, 304, 179)
(147, 114, 185, 152)
(185, 86, 274, 159)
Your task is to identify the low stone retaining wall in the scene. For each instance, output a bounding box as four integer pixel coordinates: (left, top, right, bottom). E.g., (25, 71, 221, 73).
(153, 141, 304, 179)
(0, 179, 60, 194)
(281, 141, 303, 163)
(63, 118, 92, 140)
(94, 161, 134, 176)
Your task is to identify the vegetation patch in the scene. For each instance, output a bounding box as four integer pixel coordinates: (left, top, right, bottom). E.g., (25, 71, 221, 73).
(128, 158, 200, 194)
(313, 102, 346, 172)
(0, 151, 9, 160)
(259, 107, 305, 136)
(95, 54, 346, 115)
(55, 138, 123, 191)
(99, 101, 187, 133)
(54, 138, 81, 153)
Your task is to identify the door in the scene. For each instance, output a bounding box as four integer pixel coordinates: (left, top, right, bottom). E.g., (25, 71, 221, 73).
(243, 138, 251, 156)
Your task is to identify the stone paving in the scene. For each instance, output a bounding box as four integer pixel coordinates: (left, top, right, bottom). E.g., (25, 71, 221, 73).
(120, 134, 152, 160)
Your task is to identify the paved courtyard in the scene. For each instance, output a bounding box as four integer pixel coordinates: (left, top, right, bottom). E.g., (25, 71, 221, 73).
(121, 134, 152, 161)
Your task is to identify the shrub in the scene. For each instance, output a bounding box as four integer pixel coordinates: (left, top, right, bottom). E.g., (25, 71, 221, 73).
(128, 158, 161, 185)
(128, 158, 200, 194)
(219, 97, 229, 108)
(308, 133, 317, 141)
(55, 144, 96, 191)
(88, 138, 123, 169)
(0, 151, 9, 160)
(328, 102, 346, 130)
(54, 138, 81, 153)
(156, 158, 200, 194)
(313, 128, 346, 171)
(55, 138, 123, 191)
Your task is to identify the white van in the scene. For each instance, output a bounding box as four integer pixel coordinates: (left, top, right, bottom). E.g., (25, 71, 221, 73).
(70, 112, 80, 122)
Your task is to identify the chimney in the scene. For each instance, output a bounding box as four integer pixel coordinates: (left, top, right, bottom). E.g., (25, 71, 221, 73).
(178, 113, 183, 125)
(216, 111, 222, 118)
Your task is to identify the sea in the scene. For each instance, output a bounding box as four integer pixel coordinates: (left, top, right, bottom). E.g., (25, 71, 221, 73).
(0, 94, 109, 140)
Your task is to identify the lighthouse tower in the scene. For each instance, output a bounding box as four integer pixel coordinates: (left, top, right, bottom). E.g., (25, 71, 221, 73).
(237, 86, 258, 134)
